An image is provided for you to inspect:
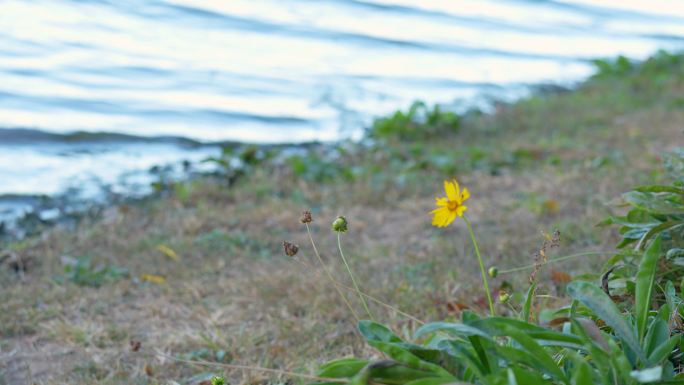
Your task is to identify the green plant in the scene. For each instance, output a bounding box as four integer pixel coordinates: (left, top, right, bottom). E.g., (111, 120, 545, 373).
(591, 55, 635, 79)
(203, 145, 275, 184)
(287, 152, 354, 183)
(56, 256, 128, 287)
(311, 237, 683, 385)
(600, 149, 684, 302)
(368, 101, 460, 141)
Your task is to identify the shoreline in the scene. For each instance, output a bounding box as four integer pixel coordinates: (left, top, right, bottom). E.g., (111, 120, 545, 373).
(0, 51, 675, 241)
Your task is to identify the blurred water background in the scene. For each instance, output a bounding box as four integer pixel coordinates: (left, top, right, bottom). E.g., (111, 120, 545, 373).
(1, 0, 684, 228)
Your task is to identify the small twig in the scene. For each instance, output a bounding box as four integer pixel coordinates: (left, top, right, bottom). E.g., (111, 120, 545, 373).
(498, 251, 609, 274)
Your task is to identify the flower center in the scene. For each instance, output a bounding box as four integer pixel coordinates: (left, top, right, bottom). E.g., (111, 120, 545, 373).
(447, 200, 460, 211)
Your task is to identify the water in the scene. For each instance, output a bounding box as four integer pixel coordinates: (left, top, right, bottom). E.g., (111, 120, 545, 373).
(1, 0, 684, 226)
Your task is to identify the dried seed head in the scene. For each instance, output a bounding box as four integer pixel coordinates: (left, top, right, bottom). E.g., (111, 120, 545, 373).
(300, 210, 313, 224)
(331, 216, 348, 233)
(283, 241, 299, 257)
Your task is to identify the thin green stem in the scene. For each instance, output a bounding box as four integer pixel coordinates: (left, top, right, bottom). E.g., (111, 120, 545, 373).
(305, 224, 360, 322)
(337, 232, 374, 320)
(498, 251, 608, 274)
(463, 215, 495, 316)
(293, 256, 424, 324)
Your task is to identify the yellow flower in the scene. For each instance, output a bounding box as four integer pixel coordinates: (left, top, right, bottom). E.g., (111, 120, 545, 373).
(431, 179, 470, 227)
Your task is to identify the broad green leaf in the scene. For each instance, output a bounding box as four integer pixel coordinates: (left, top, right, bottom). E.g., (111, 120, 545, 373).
(403, 378, 463, 385)
(471, 317, 583, 346)
(495, 345, 566, 384)
(571, 360, 595, 385)
(635, 185, 684, 194)
(636, 236, 662, 344)
(468, 336, 491, 375)
(666, 249, 684, 259)
(414, 322, 492, 340)
(368, 341, 454, 378)
(637, 223, 683, 250)
(359, 321, 403, 343)
(317, 358, 369, 378)
(350, 360, 441, 385)
(648, 335, 681, 366)
(567, 281, 646, 362)
(501, 325, 569, 384)
(507, 368, 517, 385)
(623, 191, 684, 215)
(509, 367, 553, 385)
(644, 318, 670, 357)
(436, 339, 486, 378)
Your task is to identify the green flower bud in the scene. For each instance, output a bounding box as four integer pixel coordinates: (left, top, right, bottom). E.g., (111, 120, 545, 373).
(332, 216, 348, 232)
(211, 376, 226, 385)
(488, 266, 498, 278)
(498, 291, 510, 303)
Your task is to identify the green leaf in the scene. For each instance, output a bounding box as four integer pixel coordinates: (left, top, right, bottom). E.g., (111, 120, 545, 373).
(500, 325, 569, 384)
(509, 367, 553, 385)
(637, 222, 683, 250)
(666, 249, 684, 259)
(414, 322, 492, 340)
(468, 336, 491, 375)
(567, 281, 646, 362)
(317, 358, 369, 378)
(507, 368, 518, 385)
(359, 321, 403, 343)
(648, 335, 681, 366)
(636, 236, 662, 344)
(368, 341, 454, 378)
(435, 339, 486, 378)
(635, 185, 684, 194)
(644, 318, 670, 358)
(571, 360, 595, 385)
(623, 191, 684, 215)
(403, 378, 460, 385)
(471, 317, 583, 346)
(522, 283, 536, 323)
(353, 360, 444, 385)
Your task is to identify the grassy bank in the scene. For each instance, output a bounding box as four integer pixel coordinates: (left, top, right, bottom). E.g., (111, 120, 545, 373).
(1, 51, 683, 385)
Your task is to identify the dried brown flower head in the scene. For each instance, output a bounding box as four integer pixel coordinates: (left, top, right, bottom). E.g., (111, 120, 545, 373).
(283, 241, 299, 257)
(300, 210, 313, 224)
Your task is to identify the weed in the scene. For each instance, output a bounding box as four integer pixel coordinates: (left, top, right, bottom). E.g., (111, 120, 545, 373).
(55, 256, 128, 287)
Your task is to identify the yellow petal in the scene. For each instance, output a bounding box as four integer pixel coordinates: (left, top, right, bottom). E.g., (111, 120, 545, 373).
(444, 210, 457, 226)
(431, 207, 450, 227)
(435, 197, 448, 207)
(444, 180, 459, 201)
(461, 187, 470, 202)
(456, 205, 468, 217)
(432, 207, 458, 227)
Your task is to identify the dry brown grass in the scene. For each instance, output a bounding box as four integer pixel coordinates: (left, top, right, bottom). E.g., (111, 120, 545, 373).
(1, 74, 683, 384)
